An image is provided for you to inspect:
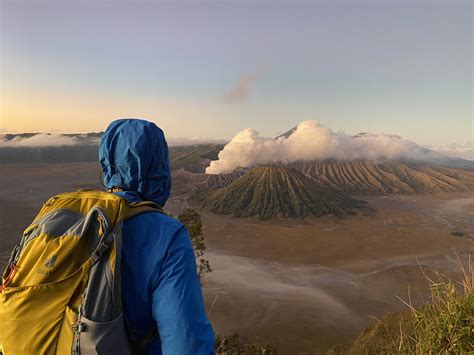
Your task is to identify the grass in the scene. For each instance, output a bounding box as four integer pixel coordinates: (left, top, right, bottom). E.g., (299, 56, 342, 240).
(215, 333, 277, 355)
(396, 256, 473, 353)
(329, 254, 473, 354)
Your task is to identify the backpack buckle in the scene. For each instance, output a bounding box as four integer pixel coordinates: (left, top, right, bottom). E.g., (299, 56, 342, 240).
(72, 321, 87, 333)
(8, 245, 20, 264)
(91, 239, 112, 263)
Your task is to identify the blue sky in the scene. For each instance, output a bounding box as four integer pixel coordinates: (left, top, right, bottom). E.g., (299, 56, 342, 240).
(0, 0, 472, 145)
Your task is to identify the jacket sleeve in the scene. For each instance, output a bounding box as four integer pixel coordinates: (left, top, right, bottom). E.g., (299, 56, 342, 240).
(151, 224, 215, 355)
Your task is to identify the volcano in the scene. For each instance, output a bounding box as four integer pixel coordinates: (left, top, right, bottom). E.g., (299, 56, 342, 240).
(199, 166, 365, 219)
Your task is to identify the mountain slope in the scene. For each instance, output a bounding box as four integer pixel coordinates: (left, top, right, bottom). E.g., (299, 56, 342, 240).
(290, 159, 474, 195)
(199, 166, 364, 219)
(202, 159, 474, 195)
(205, 169, 246, 188)
(169, 144, 224, 172)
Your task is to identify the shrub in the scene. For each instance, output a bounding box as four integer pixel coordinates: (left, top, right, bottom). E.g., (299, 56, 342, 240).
(178, 208, 212, 279)
(215, 333, 277, 355)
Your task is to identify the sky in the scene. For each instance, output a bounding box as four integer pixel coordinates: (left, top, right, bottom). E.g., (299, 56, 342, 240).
(0, 0, 472, 146)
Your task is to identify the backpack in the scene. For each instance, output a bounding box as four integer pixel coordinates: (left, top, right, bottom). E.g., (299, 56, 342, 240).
(0, 190, 163, 355)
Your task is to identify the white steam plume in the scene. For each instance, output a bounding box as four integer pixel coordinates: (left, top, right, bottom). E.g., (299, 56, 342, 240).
(206, 120, 430, 174)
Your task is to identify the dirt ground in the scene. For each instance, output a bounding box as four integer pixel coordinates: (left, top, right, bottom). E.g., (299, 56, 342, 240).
(1, 163, 473, 354)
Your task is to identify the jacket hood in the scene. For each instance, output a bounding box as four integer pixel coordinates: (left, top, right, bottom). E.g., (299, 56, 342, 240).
(99, 118, 171, 206)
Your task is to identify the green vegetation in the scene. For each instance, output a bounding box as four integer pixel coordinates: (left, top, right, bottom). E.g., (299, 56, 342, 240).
(330, 259, 473, 354)
(215, 333, 277, 355)
(397, 261, 473, 353)
(178, 208, 212, 279)
(198, 166, 364, 220)
(327, 311, 415, 354)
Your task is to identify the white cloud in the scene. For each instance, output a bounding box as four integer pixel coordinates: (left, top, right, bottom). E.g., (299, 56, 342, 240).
(428, 142, 474, 161)
(0, 133, 226, 148)
(167, 136, 227, 147)
(0, 133, 79, 147)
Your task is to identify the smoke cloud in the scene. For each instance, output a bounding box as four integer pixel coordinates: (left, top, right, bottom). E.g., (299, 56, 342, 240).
(0, 134, 80, 147)
(206, 120, 431, 174)
(222, 73, 258, 103)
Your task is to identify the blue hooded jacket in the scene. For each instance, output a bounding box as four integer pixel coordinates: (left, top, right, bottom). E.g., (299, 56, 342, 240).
(99, 119, 215, 355)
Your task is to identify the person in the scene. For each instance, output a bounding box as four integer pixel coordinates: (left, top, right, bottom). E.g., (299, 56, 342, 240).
(99, 118, 215, 355)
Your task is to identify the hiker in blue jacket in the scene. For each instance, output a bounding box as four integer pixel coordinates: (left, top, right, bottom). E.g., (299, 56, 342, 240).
(99, 118, 215, 355)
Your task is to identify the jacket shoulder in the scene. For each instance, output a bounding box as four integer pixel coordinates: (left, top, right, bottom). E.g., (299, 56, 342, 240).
(127, 210, 186, 232)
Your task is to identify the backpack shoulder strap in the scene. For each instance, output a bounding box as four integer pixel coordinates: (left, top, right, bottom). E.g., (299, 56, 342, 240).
(119, 200, 163, 352)
(121, 201, 165, 221)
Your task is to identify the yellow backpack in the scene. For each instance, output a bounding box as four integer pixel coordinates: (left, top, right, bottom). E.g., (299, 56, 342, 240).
(0, 190, 162, 355)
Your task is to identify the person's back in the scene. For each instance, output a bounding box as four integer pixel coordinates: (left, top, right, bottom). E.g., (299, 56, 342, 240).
(99, 118, 215, 354)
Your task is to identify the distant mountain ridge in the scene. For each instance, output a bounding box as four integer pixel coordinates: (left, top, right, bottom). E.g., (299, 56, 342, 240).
(0, 132, 103, 140)
(290, 159, 474, 194)
(0, 132, 226, 147)
(0, 133, 225, 164)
